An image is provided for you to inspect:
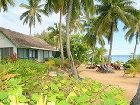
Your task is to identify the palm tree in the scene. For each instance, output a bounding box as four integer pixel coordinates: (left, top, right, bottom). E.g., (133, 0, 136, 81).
(125, 17, 140, 59)
(69, 0, 94, 33)
(95, 0, 138, 62)
(66, 0, 95, 78)
(94, 47, 107, 63)
(48, 23, 60, 49)
(44, 0, 67, 67)
(84, 18, 105, 66)
(131, 81, 140, 105)
(20, 0, 44, 35)
(0, 0, 15, 12)
(84, 33, 105, 65)
(66, 0, 78, 78)
(47, 23, 66, 50)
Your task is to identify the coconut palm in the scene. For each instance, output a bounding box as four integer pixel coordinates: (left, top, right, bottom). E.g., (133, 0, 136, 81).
(47, 23, 66, 50)
(48, 23, 60, 49)
(125, 17, 140, 59)
(94, 47, 107, 63)
(69, 0, 94, 33)
(131, 81, 140, 104)
(44, 0, 67, 67)
(66, 0, 78, 77)
(95, 0, 139, 62)
(20, 0, 45, 35)
(0, 0, 15, 12)
(66, 0, 95, 78)
(44, 0, 94, 77)
(84, 18, 105, 66)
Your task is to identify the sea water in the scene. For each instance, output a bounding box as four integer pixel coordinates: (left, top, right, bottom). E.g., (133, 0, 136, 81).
(111, 55, 131, 63)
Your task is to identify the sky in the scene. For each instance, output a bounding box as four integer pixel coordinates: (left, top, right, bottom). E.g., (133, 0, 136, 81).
(0, 0, 140, 55)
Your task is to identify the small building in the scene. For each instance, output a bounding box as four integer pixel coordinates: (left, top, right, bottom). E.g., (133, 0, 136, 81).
(0, 27, 58, 62)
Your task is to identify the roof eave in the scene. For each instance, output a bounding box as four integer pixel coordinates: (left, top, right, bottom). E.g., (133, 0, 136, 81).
(18, 47, 59, 51)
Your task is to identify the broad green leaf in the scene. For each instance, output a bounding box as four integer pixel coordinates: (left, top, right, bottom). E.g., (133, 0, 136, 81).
(31, 93, 40, 102)
(50, 83, 59, 92)
(47, 101, 55, 105)
(57, 100, 70, 105)
(48, 95, 56, 102)
(0, 91, 8, 100)
(76, 95, 90, 103)
(43, 85, 49, 90)
(19, 95, 27, 103)
(66, 92, 77, 102)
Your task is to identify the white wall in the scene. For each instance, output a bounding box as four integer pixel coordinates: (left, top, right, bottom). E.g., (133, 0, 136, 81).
(0, 32, 17, 59)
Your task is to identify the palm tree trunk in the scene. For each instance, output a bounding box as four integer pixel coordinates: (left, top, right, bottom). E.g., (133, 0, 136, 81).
(56, 38, 59, 50)
(133, 42, 137, 60)
(130, 80, 140, 105)
(133, 33, 138, 59)
(29, 26, 32, 35)
(108, 21, 114, 62)
(91, 48, 95, 67)
(66, 0, 72, 60)
(59, 7, 65, 67)
(91, 56, 93, 66)
(66, 0, 78, 78)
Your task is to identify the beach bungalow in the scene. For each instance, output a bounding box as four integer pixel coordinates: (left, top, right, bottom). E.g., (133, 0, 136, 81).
(0, 27, 58, 62)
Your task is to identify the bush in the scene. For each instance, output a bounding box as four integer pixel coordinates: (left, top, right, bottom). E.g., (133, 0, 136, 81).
(0, 74, 128, 105)
(124, 58, 140, 77)
(0, 60, 48, 95)
(0, 60, 128, 105)
(46, 58, 71, 70)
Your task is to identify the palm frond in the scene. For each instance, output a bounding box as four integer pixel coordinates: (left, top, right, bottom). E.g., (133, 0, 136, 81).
(20, 3, 30, 9)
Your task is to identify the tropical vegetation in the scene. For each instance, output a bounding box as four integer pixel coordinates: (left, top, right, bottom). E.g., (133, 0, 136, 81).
(95, 0, 139, 62)
(1, 0, 140, 104)
(0, 59, 128, 105)
(125, 15, 140, 59)
(20, 0, 45, 35)
(0, 0, 15, 12)
(123, 56, 140, 77)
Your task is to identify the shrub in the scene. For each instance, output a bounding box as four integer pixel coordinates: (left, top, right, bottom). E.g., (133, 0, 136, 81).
(0, 74, 128, 105)
(124, 58, 140, 77)
(0, 60, 128, 105)
(46, 58, 60, 71)
(0, 60, 48, 96)
(46, 58, 71, 70)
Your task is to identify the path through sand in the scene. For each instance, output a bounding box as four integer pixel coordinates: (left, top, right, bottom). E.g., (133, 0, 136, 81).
(79, 64, 140, 102)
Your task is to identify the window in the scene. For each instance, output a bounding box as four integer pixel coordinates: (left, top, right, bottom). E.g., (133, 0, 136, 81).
(17, 48, 28, 59)
(29, 49, 38, 59)
(49, 51, 52, 57)
(44, 51, 49, 59)
(1, 47, 13, 59)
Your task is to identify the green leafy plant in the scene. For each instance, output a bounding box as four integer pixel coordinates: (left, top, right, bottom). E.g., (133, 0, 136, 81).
(0, 60, 128, 105)
(124, 57, 140, 77)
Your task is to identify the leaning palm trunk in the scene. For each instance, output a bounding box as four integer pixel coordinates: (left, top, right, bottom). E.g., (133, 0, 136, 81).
(29, 26, 32, 35)
(56, 38, 59, 50)
(59, 8, 65, 67)
(130, 81, 140, 105)
(133, 42, 137, 59)
(108, 21, 114, 62)
(66, 0, 78, 78)
(91, 47, 95, 66)
(133, 34, 138, 59)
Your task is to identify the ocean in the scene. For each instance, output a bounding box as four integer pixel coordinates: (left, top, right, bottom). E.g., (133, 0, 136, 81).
(111, 55, 131, 63)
